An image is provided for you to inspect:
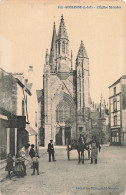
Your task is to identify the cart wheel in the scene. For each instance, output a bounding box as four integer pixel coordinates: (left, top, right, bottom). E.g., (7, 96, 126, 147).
(66, 138, 70, 160)
(67, 146, 70, 160)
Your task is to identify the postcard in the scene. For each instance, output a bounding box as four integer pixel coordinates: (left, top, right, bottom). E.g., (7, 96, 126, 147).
(0, 0, 126, 194)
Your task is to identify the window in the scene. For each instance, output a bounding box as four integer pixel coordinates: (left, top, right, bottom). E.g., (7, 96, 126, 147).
(56, 101, 71, 123)
(58, 42, 60, 54)
(113, 98, 117, 112)
(62, 41, 65, 53)
(111, 131, 119, 143)
(56, 108, 71, 123)
(114, 87, 116, 95)
(114, 115, 117, 126)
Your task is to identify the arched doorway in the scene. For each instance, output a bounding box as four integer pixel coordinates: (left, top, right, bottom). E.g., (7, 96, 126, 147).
(55, 100, 73, 145)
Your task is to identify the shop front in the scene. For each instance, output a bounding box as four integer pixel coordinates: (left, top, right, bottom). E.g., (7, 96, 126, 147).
(0, 106, 27, 160)
(111, 128, 121, 145)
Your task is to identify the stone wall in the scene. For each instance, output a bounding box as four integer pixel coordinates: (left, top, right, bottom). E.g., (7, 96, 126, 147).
(0, 69, 17, 115)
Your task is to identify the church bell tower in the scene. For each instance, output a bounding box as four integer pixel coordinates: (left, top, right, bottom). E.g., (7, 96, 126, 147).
(56, 15, 70, 72)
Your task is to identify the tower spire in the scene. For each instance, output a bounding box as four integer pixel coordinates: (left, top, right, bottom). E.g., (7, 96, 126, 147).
(49, 22, 57, 72)
(77, 40, 88, 59)
(100, 93, 103, 104)
(45, 49, 49, 65)
(56, 15, 70, 72)
(58, 15, 68, 39)
(50, 22, 56, 52)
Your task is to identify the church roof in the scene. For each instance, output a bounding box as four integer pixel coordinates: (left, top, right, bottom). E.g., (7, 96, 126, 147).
(57, 15, 68, 39)
(77, 41, 88, 59)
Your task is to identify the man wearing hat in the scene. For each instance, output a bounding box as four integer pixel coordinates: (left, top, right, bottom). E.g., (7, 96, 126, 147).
(90, 136, 101, 164)
(29, 144, 35, 158)
(47, 140, 56, 162)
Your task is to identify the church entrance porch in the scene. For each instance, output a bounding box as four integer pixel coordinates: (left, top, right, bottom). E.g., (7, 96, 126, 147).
(56, 126, 71, 146)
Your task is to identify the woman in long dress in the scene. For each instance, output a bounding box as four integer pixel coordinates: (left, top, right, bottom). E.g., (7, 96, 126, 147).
(14, 153, 26, 177)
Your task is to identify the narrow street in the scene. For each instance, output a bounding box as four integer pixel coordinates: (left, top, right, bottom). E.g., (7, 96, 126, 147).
(1, 146, 126, 195)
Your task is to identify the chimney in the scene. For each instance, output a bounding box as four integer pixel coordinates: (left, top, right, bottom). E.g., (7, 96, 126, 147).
(28, 66, 33, 83)
(28, 66, 33, 72)
(24, 79, 28, 85)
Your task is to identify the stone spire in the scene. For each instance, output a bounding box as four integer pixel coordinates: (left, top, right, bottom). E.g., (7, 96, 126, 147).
(44, 49, 50, 74)
(56, 15, 70, 72)
(57, 15, 68, 39)
(77, 40, 88, 59)
(45, 49, 49, 65)
(49, 22, 57, 69)
(76, 41, 90, 109)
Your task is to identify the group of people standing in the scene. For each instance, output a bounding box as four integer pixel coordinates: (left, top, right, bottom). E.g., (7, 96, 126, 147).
(5, 144, 39, 178)
(5, 135, 101, 178)
(5, 140, 56, 179)
(47, 136, 101, 165)
(5, 150, 27, 178)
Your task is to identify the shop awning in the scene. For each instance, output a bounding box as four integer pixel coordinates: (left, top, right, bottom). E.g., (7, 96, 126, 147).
(25, 124, 37, 136)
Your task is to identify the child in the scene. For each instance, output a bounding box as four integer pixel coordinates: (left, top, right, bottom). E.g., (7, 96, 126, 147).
(32, 153, 39, 175)
(5, 153, 14, 178)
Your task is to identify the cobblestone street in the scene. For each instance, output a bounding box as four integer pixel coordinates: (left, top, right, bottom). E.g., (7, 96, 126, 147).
(1, 146, 126, 195)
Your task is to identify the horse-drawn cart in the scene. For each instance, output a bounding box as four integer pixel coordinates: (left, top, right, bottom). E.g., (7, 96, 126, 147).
(66, 138, 90, 163)
(66, 139, 77, 160)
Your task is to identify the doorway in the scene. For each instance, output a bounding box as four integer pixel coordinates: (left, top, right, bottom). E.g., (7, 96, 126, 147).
(65, 127, 71, 145)
(56, 127, 62, 145)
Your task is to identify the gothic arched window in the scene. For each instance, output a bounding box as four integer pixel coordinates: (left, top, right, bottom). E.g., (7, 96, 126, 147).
(56, 101, 71, 123)
(58, 42, 60, 54)
(62, 41, 65, 53)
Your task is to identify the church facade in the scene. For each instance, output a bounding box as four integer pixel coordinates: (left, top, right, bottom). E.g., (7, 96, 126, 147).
(42, 16, 91, 146)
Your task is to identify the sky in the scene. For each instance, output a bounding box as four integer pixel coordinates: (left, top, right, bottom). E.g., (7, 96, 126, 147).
(0, 0, 126, 104)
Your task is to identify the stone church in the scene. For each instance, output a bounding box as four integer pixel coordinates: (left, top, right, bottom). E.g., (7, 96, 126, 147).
(42, 15, 91, 146)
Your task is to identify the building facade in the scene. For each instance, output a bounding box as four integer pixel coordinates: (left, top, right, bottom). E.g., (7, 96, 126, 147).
(109, 75, 126, 145)
(41, 16, 91, 146)
(0, 66, 39, 160)
(13, 67, 38, 151)
(0, 68, 31, 160)
(24, 66, 38, 149)
(90, 101, 109, 144)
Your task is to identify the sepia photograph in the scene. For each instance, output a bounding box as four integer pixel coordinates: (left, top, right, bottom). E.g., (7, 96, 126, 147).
(0, 0, 126, 194)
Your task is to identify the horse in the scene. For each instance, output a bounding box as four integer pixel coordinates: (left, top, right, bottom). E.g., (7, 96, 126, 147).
(66, 137, 89, 164)
(76, 137, 89, 164)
